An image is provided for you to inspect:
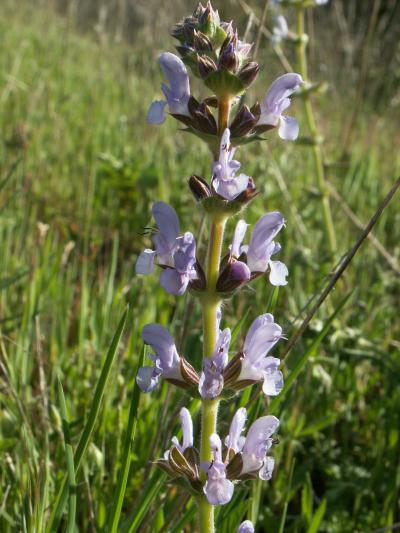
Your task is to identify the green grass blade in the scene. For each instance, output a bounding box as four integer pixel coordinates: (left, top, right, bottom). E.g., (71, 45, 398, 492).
(46, 308, 128, 533)
(121, 470, 166, 533)
(57, 378, 76, 533)
(307, 498, 327, 533)
(169, 500, 196, 533)
(277, 459, 295, 533)
(270, 291, 353, 413)
(230, 307, 251, 345)
(106, 344, 145, 533)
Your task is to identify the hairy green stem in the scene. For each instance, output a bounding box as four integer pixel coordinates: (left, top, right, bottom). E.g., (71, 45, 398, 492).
(198, 94, 231, 533)
(296, 8, 337, 255)
(199, 217, 226, 533)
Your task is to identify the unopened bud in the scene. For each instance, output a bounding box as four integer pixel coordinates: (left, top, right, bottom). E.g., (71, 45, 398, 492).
(216, 259, 251, 293)
(192, 102, 217, 134)
(176, 44, 195, 58)
(238, 61, 260, 87)
(189, 174, 211, 201)
(197, 54, 217, 79)
(218, 42, 238, 72)
(229, 105, 257, 137)
(193, 30, 213, 51)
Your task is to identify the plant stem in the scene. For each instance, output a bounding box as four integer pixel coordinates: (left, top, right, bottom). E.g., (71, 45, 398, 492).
(198, 95, 231, 533)
(198, 217, 225, 533)
(296, 8, 337, 256)
(217, 98, 231, 135)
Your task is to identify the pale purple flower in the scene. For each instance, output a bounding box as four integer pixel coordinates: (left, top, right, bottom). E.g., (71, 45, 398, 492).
(225, 407, 246, 453)
(199, 328, 231, 399)
(136, 202, 179, 274)
(258, 73, 303, 140)
(202, 434, 234, 505)
(147, 52, 191, 125)
(171, 407, 193, 452)
(231, 213, 288, 286)
(136, 323, 182, 392)
(212, 129, 250, 200)
(241, 415, 279, 479)
(159, 232, 197, 295)
(272, 15, 289, 45)
(136, 202, 197, 295)
(238, 313, 283, 395)
(237, 521, 255, 533)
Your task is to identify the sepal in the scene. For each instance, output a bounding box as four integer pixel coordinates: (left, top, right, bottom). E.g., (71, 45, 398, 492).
(189, 174, 212, 201)
(226, 452, 244, 480)
(204, 70, 245, 99)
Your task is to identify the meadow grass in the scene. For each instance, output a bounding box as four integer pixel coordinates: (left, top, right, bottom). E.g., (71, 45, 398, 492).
(0, 1, 399, 531)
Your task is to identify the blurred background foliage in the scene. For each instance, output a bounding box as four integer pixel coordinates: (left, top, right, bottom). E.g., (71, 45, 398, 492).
(0, 0, 399, 532)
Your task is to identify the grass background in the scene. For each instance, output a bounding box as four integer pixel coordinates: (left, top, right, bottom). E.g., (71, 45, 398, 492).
(0, 0, 399, 531)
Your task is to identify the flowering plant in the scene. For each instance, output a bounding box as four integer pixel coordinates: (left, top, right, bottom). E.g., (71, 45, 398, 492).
(136, 3, 303, 530)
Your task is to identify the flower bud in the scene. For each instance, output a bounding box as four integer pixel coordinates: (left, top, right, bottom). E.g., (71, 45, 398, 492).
(189, 174, 211, 201)
(193, 30, 213, 51)
(238, 61, 260, 87)
(229, 105, 258, 137)
(218, 42, 238, 72)
(216, 259, 251, 293)
(192, 102, 217, 134)
(197, 54, 217, 79)
(176, 44, 195, 58)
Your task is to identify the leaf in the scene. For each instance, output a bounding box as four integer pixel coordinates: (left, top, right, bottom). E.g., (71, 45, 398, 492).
(105, 342, 145, 533)
(0, 270, 29, 290)
(307, 498, 327, 533)
(46, 309, 128, 533)
(57, 378, 77, 533)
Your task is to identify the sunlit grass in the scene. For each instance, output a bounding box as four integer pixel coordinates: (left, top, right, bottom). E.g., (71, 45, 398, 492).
(0, 1, 399, 532)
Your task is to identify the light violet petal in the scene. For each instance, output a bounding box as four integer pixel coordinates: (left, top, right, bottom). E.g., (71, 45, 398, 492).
(269, 260, 289, 286)
(198, 369, 224, 399)
(243, 315, 282, 363)
(147, 100, 167, 125)
(160, 268, 188, 295)
(264, 73, 303, 114)
(243, 416, 280, 458)
(159, 52, 190, 116)
(213, 172, 249, 200)
(229, 260, 252, 283)
(210, 433, 222, 462)
(237, 521, 255, 533)
(180, 407, 193, 450)
(262, 369, 284, 396)
(141, 323, 180, 373)
(247, 212, 285, 272)
(135, 249, 156, 274)
(259, 456, 275, 480)
(244, 313, 274, 346)
(278, 115, 299, 141)
(232, 220, 248, 257)
(272, 15, 289, 41)
(204, 477, 234, 505)
(136, 366, 160, 392)
(152, 202, 180, 243)
(225, 407, 247, 452)
(174, 232, 196, 273)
